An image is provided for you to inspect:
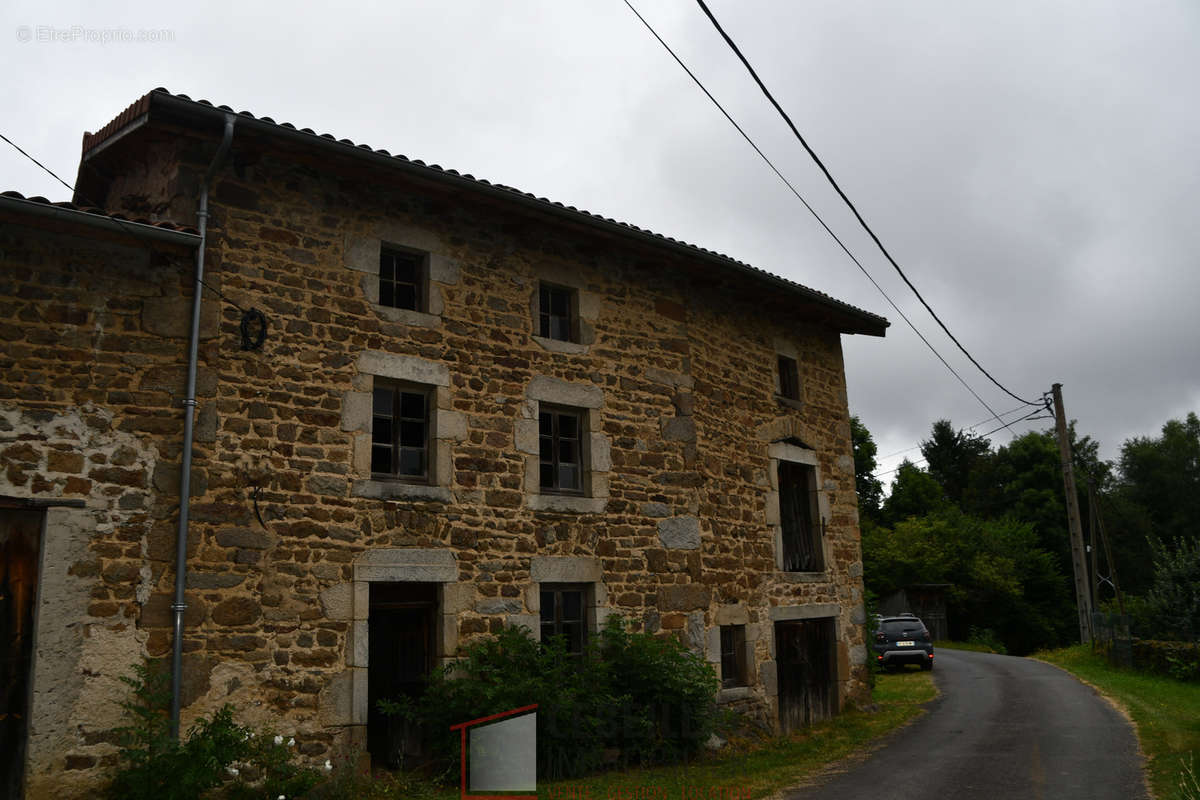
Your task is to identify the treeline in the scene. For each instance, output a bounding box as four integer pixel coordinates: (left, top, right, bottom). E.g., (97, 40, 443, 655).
(853, 412, 1200, 654)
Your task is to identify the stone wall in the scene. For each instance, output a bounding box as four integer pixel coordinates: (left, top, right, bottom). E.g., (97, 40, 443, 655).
(0, 218, 205, 799)
(2, 122, 872, 796)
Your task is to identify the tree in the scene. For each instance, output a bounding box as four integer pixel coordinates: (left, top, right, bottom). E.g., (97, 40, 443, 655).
(920, 419, 991, 505)
(882, 461, 946, 524)
(1144, 537, 1200, 641)
(851, 415, 884, 519)
(861, 507, 1070, 654)
(1117, 412, 1200, 545)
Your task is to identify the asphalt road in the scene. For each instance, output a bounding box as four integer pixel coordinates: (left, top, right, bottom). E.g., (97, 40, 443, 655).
(781, 648, 1148, 800)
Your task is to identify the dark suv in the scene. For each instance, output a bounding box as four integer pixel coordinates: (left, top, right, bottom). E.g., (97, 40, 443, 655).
(873, 613, 934, 671)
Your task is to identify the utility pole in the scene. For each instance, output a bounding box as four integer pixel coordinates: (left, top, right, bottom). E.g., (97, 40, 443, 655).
(1052, 383, 1093, 643)
(1088, 478, 1100, 614)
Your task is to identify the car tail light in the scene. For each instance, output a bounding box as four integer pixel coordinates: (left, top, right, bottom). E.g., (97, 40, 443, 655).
(875, 632, 886, 642)
(921, 630, 931, 641)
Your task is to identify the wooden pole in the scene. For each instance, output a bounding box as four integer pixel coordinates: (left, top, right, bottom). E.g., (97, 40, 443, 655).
(1051, 383, 1093, 643)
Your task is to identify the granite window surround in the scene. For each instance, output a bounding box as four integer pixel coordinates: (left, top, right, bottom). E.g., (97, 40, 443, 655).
(527, 264, 601, 355)
(516, 376, 611, 514)
(342, 351, 468, 503)
(704, 604, 763, 703)
(773, 338, 805, 411)
(764, 441, 832, 576)
(344, 224, 461, 327)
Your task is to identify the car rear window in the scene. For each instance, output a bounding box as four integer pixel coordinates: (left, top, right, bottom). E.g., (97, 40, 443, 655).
(882, 620, 926, 634)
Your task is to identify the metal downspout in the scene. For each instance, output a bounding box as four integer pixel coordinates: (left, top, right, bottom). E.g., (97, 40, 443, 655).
(171, 114, 235, 739)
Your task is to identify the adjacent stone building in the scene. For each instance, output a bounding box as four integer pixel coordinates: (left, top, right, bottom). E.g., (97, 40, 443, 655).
(0, 89, 887, 798)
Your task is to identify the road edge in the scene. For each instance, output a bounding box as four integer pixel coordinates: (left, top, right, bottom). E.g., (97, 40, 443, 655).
(1028, 656, 1157, 800)
(767, 672, 943, 800)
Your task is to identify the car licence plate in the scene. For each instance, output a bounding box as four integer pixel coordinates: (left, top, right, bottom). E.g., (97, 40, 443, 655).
(896, 641, 914, 647)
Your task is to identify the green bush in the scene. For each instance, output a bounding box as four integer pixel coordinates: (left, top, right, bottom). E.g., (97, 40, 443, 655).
(1145, 537, 1200, 641)
(106, 661, 321, 800)
(382, 617, 719, 780)
(967, 626, 1008, 655)
(1130, 639, 1200, 682)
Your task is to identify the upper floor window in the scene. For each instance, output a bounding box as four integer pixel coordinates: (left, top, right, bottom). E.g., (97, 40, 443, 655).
(380, 248, 426, 312)
(539, 407, 584, 494)
(372, 381, 430, 482)
(779, 461, 822, 571)
(540, 584, 587, 655)
(538, 283, 576, 342)
(777, 355, 801, 401)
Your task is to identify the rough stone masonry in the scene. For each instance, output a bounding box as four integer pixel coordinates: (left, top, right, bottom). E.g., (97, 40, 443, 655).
(0, 90, 886, 798)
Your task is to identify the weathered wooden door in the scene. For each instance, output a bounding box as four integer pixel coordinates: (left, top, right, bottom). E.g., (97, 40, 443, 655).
(367, 582, 435, 769)
(1, 509, 42, 800)
(775, 618, 836, 732)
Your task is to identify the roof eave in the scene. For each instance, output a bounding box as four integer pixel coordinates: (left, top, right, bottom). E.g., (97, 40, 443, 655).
(83, 90, 889, 336)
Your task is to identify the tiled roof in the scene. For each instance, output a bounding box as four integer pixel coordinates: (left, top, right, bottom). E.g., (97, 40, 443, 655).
(81, 89, 888, 334)
(0, 190, 199, 235)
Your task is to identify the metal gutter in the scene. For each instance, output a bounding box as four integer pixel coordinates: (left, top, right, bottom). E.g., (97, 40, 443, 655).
(0, 193, 201, 247)
(169, 112, 235, 740)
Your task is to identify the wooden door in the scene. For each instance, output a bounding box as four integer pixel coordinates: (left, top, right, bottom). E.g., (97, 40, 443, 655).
(775, 618, 836, 732)
(1, 509, 42, 800)
(367, 583, 435, 769)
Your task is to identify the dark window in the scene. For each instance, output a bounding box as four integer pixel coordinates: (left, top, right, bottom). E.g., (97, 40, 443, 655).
(371, 382, 430, 482)
(539, 407, 583, 494)
(778, 355, 801, 401)
(379, 248, 425, 312)
(538, 283, 575, 342)
(779, 461, 822, 572)
(720, 625, 747, 688)
(540, 585, 587, 655)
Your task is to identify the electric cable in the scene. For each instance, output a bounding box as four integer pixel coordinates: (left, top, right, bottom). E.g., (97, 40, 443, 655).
(1, 130, 267, 348)
(691, 0, 1040, 409)
(621, 0, 1016, 435)
(870, 407, 1053, 478)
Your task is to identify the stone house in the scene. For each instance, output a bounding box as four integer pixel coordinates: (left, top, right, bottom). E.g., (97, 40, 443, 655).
(0, 89, 887, 798)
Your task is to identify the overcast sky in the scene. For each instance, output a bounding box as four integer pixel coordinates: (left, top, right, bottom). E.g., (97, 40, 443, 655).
(3, 1, 1197, 483)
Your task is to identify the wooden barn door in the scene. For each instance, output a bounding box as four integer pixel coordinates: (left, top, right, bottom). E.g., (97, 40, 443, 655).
(1, 508, 42, 800)
(775, 618, 836, 732)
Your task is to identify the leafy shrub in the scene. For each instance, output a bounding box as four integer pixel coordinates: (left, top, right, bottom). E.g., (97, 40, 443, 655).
(1130, 639, 1200, 682)
(107, 661, 320, 800)
(382, 616, 719, 780)
(301, 753, 445, 800)
(1145, 537, 1200, 641)
(967, 626, 1008, 655)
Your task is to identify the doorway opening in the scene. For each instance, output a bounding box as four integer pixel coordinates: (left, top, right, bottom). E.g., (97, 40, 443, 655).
(367, 582, 436, 769)
(1, 508, 42, 800)
(774, 617, 836, 732)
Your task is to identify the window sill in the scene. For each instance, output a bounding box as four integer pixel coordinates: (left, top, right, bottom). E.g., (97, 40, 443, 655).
(527, 494, 607, 514)
(718, 686, 753, 703)
(352, 480, 452, 503)
(370, 303, 440, 328)
(532, 335, 589, 355)
(774, 395, 804, 411)
(776, 571, 829, 583)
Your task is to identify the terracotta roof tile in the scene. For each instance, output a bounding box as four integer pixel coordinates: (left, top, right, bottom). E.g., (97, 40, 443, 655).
(78, 89, 887, 332)
(0, 189, 199, 235)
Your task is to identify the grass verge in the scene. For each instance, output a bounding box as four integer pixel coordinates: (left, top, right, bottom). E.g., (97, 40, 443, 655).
(1035, 644, 1200, 800)
(528, 669, 936, 799)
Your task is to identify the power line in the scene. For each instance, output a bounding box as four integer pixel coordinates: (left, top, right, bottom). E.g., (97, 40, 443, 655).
(874, 402, 1039, 462)
(870, 408, 1053, 479)
(0, 130, 248, 315)
(621, 0, 1015, 434)
(692, 0, 1040, 410)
